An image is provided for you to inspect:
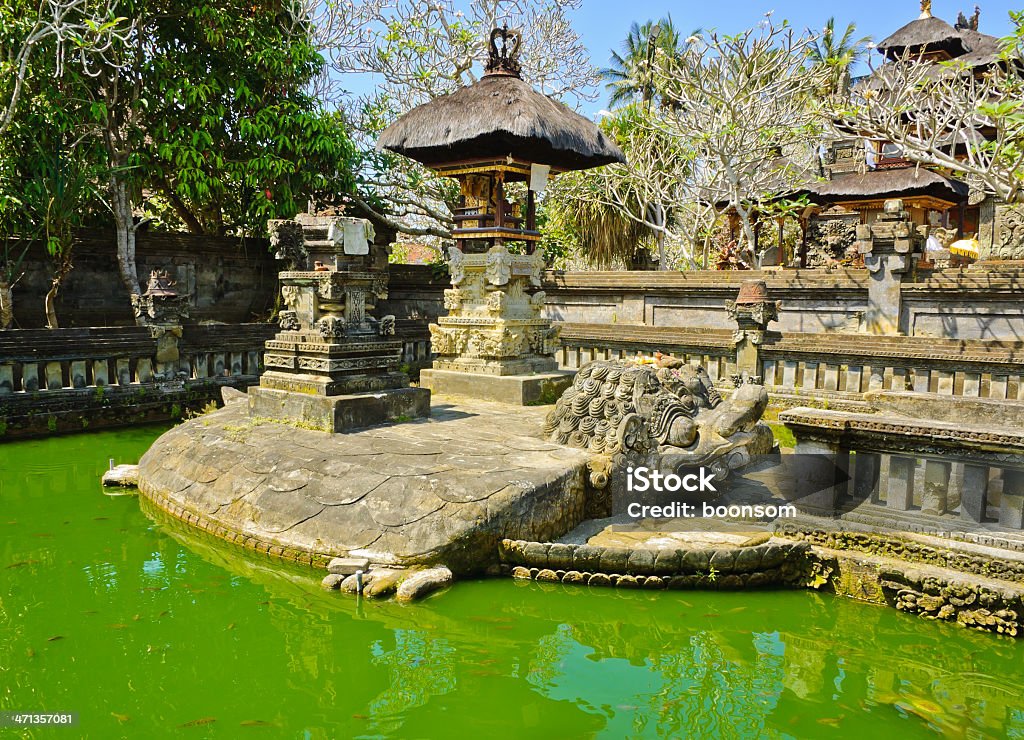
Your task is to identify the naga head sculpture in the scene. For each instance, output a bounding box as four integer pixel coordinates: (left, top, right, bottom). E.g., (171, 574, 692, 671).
(543, 358, 772, 493)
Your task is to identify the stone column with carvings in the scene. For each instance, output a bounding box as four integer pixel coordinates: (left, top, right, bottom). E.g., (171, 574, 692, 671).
(248, 214, 429, 432)
(131, 270, 190, 379)
(726, 279, 779, 383)
(419, 244, 572, 405)
(855, 199, 923, 336)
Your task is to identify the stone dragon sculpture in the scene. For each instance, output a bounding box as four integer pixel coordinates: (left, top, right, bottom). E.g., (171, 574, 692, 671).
(542, 357, 773, 502)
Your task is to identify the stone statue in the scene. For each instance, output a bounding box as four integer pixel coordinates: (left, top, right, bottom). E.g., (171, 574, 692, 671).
(542, 358, 773, 494)
(268, 219, 307, 270)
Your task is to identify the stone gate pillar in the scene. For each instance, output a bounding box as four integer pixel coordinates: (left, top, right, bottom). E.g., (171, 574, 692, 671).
(726, 279, 779, 383)
(856, 199, 922, 335)
(131, 270, 190, 379)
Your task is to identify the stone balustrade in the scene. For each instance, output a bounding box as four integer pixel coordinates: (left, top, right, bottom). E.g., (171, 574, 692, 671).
(0, 323, 276, 438)
(779, 394, 1024, 548)
(556, 323, 738, 379)
(552, 323, 1024, 409)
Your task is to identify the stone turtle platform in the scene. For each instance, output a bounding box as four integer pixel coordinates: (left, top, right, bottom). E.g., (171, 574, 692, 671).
(137, 397, 589, 575)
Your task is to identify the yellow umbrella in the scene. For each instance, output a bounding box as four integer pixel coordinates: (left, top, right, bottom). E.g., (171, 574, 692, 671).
(949, 237, 979, 259)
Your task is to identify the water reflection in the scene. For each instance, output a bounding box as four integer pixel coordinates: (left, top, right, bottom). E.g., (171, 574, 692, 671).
(3, 426, 1024, 738)
(160, 508, 1024, 738)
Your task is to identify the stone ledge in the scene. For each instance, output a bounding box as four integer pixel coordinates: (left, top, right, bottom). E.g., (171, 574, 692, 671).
(420, 368, 572, 406)
(248, 385, 430, 433)
(779, 405, 1024, 451)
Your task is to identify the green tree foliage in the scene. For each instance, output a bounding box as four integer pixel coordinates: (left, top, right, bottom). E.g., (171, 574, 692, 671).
(806, 18, 870, 95)
(2, 0, 358, 322)
(0, 10, 107, 328)
(602, 16, 695, 108)
(140, 2, 356, 235)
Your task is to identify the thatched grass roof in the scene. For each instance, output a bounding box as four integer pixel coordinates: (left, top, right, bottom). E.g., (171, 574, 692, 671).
(955, 27, 1003, 67)
(877, 16, 969, 58)
(377, 74, 625, 171)
(805, 167, 968, 203)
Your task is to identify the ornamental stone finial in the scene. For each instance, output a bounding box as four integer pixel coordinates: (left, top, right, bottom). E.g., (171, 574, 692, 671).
(484, 26, 522, 78)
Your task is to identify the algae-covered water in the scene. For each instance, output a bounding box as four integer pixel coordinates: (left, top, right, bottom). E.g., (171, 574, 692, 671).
(3, 426, 1024, 739)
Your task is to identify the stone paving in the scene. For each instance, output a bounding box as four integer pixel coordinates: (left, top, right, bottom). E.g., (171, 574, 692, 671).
(138, 394, 589, 574)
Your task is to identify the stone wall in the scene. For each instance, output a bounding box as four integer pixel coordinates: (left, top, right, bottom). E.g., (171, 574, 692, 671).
(385, 264, 1024, 341)
(8, 230, 281, 328)
(901, 269, 1024, 340)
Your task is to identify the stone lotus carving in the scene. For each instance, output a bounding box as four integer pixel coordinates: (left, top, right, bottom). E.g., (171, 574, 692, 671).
(543, 359, 772, 489)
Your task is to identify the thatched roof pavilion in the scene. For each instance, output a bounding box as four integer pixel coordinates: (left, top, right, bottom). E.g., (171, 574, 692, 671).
(377, 26, 624, 253)
(377, 29, 624, 172)
(876, 2, 1001, 64)
(877, 15, 969, 59)
(377, 75, 624, 170)
(804, 168, 969, 208)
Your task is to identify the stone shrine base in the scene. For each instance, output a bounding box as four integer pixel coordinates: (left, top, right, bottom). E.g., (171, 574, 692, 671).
(248, 385, 430, 433)
(138, 397, 589, 574)
(420, 368, 573, 406)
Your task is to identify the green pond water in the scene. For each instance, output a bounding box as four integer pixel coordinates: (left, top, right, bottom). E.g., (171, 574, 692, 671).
(3, 426, 1024, 739)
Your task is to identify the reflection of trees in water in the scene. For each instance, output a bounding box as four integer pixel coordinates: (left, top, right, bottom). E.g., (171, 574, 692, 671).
(516, 593, 1024, 738)
(367, 629, 456, 731)
(525, 618, 785, 737)
(644, 631, 785, 738)
(527, 623, 578, 688)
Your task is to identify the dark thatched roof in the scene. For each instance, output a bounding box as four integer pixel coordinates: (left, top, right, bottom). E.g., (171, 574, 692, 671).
(955, 27, 1004, 67)
(804, 167, 969, 203)
(877, 16, 970, 58)
(377, 74, 625, 171)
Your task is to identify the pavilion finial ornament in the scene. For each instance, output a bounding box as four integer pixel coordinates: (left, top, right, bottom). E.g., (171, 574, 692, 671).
(919, 0, 932, 19)
(485, 25, 522, 78)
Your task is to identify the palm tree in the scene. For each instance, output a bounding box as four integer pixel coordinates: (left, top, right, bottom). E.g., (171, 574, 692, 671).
(808, 18, 872, 95)
(602, 17, 693, 108)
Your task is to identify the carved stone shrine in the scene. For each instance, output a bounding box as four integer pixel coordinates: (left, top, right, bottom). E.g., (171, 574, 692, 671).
(248, 214, 429, 431)
(378, 26, 625, 404)
(429, 244, 559, 376)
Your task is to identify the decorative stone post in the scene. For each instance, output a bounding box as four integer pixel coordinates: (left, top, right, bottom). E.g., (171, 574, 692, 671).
(248, 214, 429, 432)
(132, 270, 190, 380)
(419, 244, 572, 404)
(855, 199, 923, 335)
(726, 279, 778, 383)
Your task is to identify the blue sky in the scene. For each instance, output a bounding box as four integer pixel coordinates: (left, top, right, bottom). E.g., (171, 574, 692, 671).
(571, 0, 1020, 114)
(339, 2, 1020, 116)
